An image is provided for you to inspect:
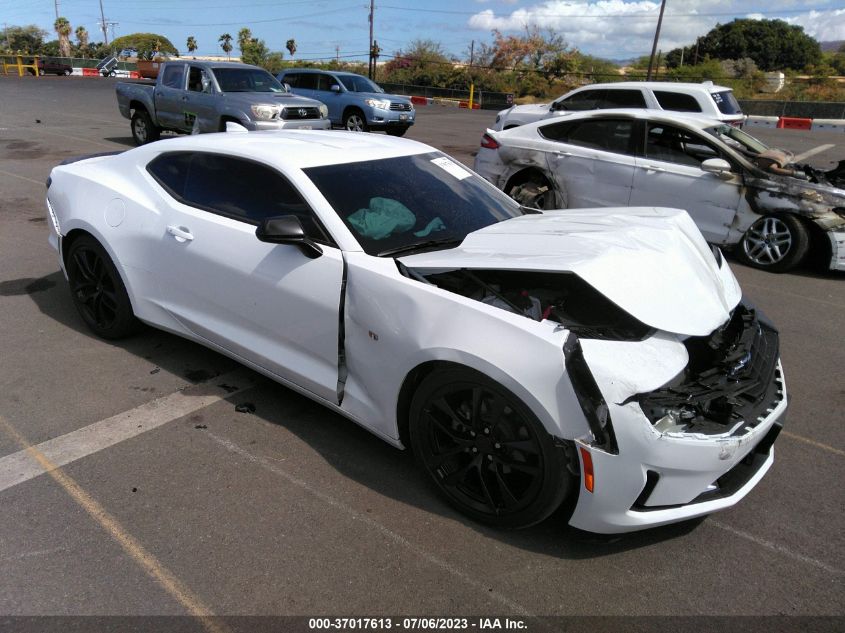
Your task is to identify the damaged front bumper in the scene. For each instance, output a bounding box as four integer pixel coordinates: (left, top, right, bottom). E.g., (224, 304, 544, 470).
(568, 302, 787, 533)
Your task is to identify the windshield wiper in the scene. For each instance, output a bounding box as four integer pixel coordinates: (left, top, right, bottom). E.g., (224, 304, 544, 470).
(377, 237, 463, 258)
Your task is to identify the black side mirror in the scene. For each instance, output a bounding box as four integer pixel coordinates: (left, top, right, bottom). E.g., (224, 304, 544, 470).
(255, 215, 323, 259)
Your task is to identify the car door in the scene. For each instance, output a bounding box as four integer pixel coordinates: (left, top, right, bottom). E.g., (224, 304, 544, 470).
(144, 151, 344, 402)
(537, 117, 637, 207)
(313, 73, 344, 121)
(154, 63, 188, 130)
(183, 66, 218, 132)
(629, 122, 742, 242)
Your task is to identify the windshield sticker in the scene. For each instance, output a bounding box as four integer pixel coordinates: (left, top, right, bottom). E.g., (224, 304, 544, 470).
(431, 156, 472, 180)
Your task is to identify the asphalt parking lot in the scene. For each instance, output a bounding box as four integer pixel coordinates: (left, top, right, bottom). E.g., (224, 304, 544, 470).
(0, 75, 843, 630)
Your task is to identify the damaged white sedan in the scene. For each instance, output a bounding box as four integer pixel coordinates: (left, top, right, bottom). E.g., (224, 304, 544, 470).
(475, 109, 845, 273)
(45, 130, 786, 533)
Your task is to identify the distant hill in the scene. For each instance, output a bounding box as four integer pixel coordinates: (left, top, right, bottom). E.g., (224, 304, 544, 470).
(820, 40, 844, 53)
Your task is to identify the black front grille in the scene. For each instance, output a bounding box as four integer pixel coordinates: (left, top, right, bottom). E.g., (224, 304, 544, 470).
(634, 302, 783, 436)
(281, 107, 320, 120)
(389, 102, 411, 111)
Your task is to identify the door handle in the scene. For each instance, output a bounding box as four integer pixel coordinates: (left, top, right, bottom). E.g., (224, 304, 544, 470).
(554, 150, 573, 156)
(166, 225, 194, 242)
(641, 164, 666, 172)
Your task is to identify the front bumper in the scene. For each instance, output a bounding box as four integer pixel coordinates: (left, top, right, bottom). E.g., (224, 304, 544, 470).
(568, 303, 787, 533)
(828, 230, 845, 271)
(252, 118, 331, 131)
(366, 107, 415, 129)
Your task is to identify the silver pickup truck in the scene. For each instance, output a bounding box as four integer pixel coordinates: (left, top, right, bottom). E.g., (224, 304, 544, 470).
(116, 60, 330, 145)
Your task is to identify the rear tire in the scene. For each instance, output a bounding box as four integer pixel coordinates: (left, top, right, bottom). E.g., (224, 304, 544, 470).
(63, 68, 72, 76)
(131, 109, 160, 145)
(738, 214, 809, 273)
(66, 236, 140, 339)
(409, 367, 572, 529)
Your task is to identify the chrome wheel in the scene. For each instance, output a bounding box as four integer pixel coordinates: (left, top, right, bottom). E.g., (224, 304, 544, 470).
(133, 116, 147, 143)
(344, 113, 366, 132)
(742, 216, 793, 266)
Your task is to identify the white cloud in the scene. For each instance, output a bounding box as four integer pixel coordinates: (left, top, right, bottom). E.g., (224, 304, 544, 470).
(467, 1, 845, 58)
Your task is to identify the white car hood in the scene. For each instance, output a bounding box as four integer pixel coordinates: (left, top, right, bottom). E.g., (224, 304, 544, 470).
(399, 207, 742, 337)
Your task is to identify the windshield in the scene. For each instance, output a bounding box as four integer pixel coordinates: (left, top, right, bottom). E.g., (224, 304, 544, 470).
(338, 74, 384, 93)
(304, 152, 523, 256)
(213, 68, 285, 93)
(706, 124, 769, 155)
(710, 90, 743, 115)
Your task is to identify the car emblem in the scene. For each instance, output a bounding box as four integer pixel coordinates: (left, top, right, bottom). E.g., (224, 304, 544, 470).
(298, 108, 307, 117)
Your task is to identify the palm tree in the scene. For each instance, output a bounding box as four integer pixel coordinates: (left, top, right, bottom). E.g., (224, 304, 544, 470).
(237, 28, 253, 54)
(286, 38, 297, 58)
(219, 33, 233, 60)
(54, 17, 71, 58)
(75, 26, 89, 57)
(187, 36, 197, 57)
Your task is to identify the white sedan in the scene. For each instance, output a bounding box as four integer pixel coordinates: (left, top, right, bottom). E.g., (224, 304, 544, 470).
(45, 130, 786, 533)
(475, 109, 845, 273)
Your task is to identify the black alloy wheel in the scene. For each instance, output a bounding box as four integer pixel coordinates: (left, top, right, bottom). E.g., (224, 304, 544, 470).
(66, 236, 139, 339)
(409, 368, 571, 528)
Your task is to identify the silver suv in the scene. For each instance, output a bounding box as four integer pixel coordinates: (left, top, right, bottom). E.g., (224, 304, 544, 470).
(493, 81, 744, 130)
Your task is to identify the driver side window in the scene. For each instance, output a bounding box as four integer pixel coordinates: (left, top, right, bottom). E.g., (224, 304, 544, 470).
(645, 123, 724, 168)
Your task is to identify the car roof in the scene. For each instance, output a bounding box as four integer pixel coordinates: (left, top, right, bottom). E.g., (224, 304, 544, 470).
(502, 108, 724, 132)
(568, 81, 733, 94)
(134, 130, 434, 170)
(280, 68, 361, 78)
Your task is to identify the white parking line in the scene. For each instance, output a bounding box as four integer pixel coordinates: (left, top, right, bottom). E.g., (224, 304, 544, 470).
(0, 168, 43, 186)
(205, 431, 534, 616)
(0, 368, 253, 494)
(792, 144, 835, 162)
(709, 519, 842, 575)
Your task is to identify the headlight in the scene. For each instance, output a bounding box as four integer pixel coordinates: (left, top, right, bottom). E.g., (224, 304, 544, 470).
(251, 104, 279, 120)
(365, 98, 391, 109)
(319, 104, 329, 118)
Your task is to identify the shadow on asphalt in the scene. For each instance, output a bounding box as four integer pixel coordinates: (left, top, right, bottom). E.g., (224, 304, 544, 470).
(16, 269, 708, 560)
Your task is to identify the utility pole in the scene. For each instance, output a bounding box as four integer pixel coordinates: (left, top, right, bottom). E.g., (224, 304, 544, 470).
(335, 44, 340, 63)
(367, 0, 374, 79)
(646, 0, 667, 81)
(99, 0, 108, 45)
(54, 0, 59, 20)
(469, 39, 474, 67)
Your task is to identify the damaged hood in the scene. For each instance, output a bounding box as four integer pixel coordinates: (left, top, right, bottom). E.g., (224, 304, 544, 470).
(399, 207, 742, 337)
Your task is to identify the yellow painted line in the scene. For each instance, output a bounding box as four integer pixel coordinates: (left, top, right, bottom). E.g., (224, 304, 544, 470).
(0, 168, 42, 186)
(782, 430, 845, 457)
(0, 416, 229, 633)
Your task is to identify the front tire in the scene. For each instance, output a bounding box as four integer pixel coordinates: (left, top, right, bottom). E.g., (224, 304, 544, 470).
(409, 367, 572, 529)
(63, 68, 72, 76)
(65, 236, 139, 339)
(343, 109, 369, 132)
(739, 214, 809, 273)
(131, 109, 160, 145)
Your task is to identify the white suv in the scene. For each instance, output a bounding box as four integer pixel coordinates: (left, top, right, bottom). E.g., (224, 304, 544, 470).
(493, 81, 745, 130)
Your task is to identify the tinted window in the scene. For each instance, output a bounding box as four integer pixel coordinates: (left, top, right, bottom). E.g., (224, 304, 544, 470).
(188, 67, 212, 93)
(541, 118, 635, 155)
(711, 90, 742, 115)
(338, 74, 383, 93)
(147, 153, 331, 242)
(645, 123, 721, 167)
(294, 73, 319, 89)
(161, 64, 185, 89)
(602, 89, 646, 108)
(279, 73, 298, 86)
(312, 74, 339, 91)
(558, 89, 605, 111)
(304, 152, 522, 256)
(654, 91, 701, 112)
(213, 68, 285, 92)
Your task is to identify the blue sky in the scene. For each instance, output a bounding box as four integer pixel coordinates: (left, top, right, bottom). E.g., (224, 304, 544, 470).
(5, 0, 845, 61)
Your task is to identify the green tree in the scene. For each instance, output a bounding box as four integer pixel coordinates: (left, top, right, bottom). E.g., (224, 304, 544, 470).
(110, 33, 178, 59)
(677, 18, 821, 71)
(382, 39, 459, 87)
(3, 24, 48, 54)
(219, 33, 233, 60)
(186, 36, 197, 56)
(54, 17, 71, 58)
(286, 38, 297, 58)
(75, 26, 89, 56)
(241, 38, 269, 66)
(237, 28, 252, 53)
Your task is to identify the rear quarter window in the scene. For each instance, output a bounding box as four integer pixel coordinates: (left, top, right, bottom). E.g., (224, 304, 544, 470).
(653, 91, 702, 113)
(161, 65, 185, 89)
(601, 89, 646, 108)
(711, 90, 743, 115)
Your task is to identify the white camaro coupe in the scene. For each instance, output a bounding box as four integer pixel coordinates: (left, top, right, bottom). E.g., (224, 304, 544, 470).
(45, 130, 787, 534)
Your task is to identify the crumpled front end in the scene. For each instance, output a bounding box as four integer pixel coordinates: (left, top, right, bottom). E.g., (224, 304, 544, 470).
(568, 301, 787, 533)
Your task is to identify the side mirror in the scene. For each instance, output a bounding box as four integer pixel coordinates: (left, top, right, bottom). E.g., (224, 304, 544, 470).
(255, 215, 323, 259)
(330, 84, 341, 93)
(282, 82, 292, 92)
(701, 157, 734, 178)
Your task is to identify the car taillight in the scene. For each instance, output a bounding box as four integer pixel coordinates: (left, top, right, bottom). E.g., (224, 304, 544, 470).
(480, 134, 499, 149)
